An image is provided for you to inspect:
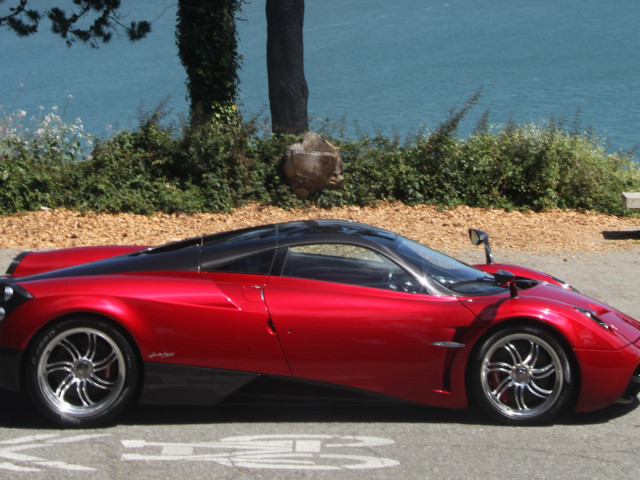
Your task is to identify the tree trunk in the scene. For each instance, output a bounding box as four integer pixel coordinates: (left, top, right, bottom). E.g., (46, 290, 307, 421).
(177, 0, 241, 121)
(266, 0, 309, 134)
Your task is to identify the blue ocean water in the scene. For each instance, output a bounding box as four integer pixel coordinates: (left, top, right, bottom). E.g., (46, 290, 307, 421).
(1, 0, 638, 153)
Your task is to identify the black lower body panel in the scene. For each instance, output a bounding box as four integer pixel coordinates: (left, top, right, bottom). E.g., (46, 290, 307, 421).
(0, 347, 23, 392)
(138, 363, 412, 408)
(139, 362, 259, 406)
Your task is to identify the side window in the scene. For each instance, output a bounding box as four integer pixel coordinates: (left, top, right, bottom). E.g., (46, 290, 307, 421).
(212, 250, 275, 275)
(281, 244, 423, 293)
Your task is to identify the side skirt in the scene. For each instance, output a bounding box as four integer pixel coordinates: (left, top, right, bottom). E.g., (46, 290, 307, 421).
(138, 363, 415, 408)
(139, 362, 259, 406)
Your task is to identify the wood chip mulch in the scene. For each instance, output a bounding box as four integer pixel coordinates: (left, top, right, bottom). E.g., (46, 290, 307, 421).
(1, 204, 639, 254)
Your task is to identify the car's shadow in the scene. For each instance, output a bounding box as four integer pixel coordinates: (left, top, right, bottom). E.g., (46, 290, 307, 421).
(0, 390, 637, 429)
(120, 396, 640, 427)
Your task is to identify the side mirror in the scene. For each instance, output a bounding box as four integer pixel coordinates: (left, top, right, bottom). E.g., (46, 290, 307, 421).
(494, 269, 518, 298)
(468, 228, 494, 264)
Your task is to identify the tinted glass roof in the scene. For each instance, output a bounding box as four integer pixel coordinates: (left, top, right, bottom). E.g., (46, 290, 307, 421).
(144, 220, 398, 256)
(202, 224, 277, 247)
(276, 220, 396, 246)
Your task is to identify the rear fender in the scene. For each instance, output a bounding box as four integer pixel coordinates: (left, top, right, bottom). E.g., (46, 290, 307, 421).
(8, 246, 145, 277)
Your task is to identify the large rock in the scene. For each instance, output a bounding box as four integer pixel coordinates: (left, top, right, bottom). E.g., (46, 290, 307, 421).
(284, 132, 344, 199)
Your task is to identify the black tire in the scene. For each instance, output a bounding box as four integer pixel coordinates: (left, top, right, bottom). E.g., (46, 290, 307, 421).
(24, 317, 138, 427)
(469, 325, 574, 425)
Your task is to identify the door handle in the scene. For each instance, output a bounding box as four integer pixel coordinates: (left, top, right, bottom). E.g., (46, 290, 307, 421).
(243, 285, 265, 302)
(266, 318, 277, 335)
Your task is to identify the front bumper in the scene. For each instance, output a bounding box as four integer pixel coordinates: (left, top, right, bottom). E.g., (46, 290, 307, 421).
(574, 341, 640, 412)
(618, 365, 640, 404)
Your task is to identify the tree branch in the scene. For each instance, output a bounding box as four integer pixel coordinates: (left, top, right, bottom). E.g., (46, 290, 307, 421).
(1, 0, 150, 47)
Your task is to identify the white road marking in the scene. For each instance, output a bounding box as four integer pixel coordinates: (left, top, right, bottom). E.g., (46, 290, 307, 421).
(0, 434, 109, 472)
(0, 433, 400, 472)
(121, 434, 399, 470)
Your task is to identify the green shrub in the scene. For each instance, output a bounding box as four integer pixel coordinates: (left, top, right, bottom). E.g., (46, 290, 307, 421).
(0, 106, 92, 213)
(177, 105, 253, 211)
(246, 132, 302, 208)
(456, 123, 640, 214)
(69, 118, 204, 214)
(315, 134, 401, 207)
(1, 98, 639, 217)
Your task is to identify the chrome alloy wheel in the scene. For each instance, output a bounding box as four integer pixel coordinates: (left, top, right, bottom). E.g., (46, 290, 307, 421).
(480, 333, 564, 419)
(36, 327, 127, 418)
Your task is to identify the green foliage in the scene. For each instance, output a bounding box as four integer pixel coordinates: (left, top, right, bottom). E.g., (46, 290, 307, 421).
(311, 100, 640, 216)
(2, 98, 640, 217)
(0, 105, 92, 213)
(72, 122, 202, 215)
(0, 105, 90, 163)
(315, 134, 400, 207)
(453, 123, 640, 215)
(176, 0, 244, 120)
(177, 104, 254, 211)
(1, 0, 151, 47)
(246, 131, 302, 208)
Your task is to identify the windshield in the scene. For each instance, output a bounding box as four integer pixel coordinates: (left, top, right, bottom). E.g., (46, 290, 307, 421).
(392, 236, 504, 295)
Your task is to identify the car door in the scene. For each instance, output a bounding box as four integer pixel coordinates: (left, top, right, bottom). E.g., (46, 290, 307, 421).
(264, 243, 479, 406)
(195, 249, 292, 377)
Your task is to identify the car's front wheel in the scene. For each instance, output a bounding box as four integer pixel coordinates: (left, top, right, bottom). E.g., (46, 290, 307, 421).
(469, 326, 574, 424)
(25, 318, 138, 427)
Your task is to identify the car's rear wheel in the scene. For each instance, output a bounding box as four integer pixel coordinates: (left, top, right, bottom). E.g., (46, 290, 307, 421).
(25, 318, 138, 427)
(469, 326, 573, 424)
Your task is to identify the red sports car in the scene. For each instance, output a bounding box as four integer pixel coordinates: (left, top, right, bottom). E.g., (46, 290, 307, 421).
(1, 220, 639, 427)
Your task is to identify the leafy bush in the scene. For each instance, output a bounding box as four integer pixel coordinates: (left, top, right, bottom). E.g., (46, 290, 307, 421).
(0, 105, 91, 163)
(0, 105, 92, 213)
(453, 123, 640, 215)
(246, 131, 302, 208)
(313, 104, 640, 215)
(315, 134, 400, 207)
(73, 122, 202, 214)
(177, 105, 254, 211)
(1, 98, 640, 217)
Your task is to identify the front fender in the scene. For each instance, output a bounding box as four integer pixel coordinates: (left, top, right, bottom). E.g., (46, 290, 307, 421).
(475, 263, 573, 289)
(0, 294, 154, 356)
(461, 295, 628, 350)
(460, 294, 640, 413)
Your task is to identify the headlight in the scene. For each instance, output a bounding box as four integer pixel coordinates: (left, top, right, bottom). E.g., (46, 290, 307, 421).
(572, 306, 611, 330)
(0, 286, 11, 322)
(4, 286, 13, 303)
(0, 283, 33, 322)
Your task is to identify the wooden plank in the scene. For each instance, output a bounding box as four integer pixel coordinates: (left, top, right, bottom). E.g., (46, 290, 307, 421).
(622, 192, 640, 208)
